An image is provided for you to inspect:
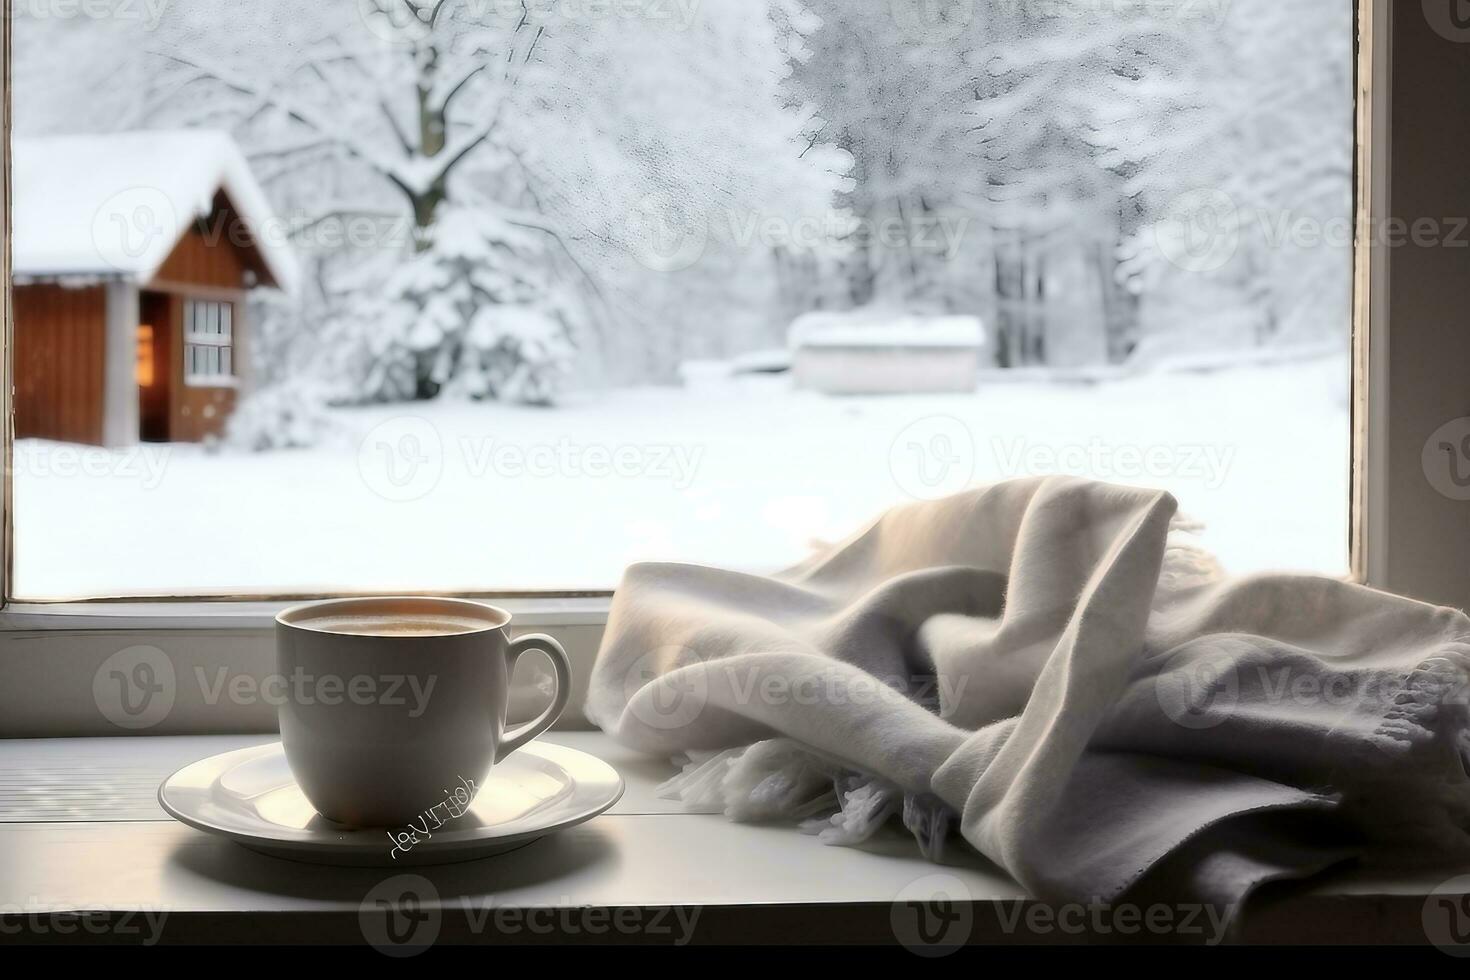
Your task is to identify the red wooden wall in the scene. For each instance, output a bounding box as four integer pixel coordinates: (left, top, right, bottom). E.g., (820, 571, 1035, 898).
(13, 283, 107, 445)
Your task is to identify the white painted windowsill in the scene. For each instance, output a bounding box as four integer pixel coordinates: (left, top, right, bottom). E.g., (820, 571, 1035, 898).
(0, 731, 1463, 947)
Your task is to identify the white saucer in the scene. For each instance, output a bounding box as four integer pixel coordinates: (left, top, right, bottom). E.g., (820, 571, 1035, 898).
(158, 740, 624, 867)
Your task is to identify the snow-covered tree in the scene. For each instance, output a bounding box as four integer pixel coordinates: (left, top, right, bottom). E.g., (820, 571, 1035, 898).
(783, 1, 977, 312)
(1215, 0, 1355, 347)
(498, 0, 853, 380)
(949, 1, 1236, 365)
(787, 0, 1351, 368)
(345, 205, 575, 403)
(134, 2, 582, 402)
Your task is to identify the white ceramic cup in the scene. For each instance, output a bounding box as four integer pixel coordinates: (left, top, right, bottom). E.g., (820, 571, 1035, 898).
(274, 596, 572, 828)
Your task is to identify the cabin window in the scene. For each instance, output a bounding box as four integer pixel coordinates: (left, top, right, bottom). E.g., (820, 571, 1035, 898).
(183, 300, 236, 387)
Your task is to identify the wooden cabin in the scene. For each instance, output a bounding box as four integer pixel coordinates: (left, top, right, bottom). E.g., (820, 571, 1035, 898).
(12, 131, 298, 446)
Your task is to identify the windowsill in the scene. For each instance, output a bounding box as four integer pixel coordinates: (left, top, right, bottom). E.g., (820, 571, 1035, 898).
(0, 730, 1461, 946)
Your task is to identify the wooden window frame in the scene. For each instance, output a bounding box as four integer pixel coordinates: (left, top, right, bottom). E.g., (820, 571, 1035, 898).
(1, 1, 1463, 736)
(182, 298, 237, 388)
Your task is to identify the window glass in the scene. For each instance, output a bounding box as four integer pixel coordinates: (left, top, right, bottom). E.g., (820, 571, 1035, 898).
(182, 301, 236, 385)
(11, 1, 1354, 598)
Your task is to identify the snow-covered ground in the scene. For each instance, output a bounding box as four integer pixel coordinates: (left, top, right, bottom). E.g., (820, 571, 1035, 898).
(14, 355, 1350, 599)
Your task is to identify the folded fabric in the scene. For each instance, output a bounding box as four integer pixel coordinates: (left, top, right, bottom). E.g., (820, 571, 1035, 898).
(586, 477, 1470, 909)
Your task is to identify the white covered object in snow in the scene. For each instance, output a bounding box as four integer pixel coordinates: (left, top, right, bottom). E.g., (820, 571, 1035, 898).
(13, 130, 299, 293)
(788, 310, 985, 395)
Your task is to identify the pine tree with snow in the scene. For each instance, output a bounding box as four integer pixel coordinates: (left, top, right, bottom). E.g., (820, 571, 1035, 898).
(362, 205, 575, 404)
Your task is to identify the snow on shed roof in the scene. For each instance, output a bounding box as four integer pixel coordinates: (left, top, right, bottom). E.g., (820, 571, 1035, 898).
(13, 130, 299, 293)
(789, 310, 985, 350)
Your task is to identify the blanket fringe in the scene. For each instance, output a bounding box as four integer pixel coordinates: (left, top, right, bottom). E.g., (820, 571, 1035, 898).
(658, 739, 953, 858)
(1345, 647, 1470, 859)
(1158, 516, 1225, 606)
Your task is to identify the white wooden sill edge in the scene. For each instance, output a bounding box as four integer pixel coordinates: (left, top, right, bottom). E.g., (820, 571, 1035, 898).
(0, 733, 1465, 946)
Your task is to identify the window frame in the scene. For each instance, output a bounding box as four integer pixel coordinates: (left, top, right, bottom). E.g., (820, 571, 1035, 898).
(1351, 0, 1390, 592)
(3, 0, 1457, 736)
(182, 298, 237, 388)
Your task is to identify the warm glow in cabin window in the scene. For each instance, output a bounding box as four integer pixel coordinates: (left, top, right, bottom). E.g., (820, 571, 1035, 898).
(136, 324, 155, 387)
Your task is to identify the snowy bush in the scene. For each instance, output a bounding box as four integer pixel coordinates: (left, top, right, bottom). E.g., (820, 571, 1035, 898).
(223, 384, 337, 452)
(360, 208, 576, 406)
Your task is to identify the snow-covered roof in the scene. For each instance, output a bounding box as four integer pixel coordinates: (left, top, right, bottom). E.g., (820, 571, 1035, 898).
(13, 130, 299, 294)
(789, 311, 985, 350)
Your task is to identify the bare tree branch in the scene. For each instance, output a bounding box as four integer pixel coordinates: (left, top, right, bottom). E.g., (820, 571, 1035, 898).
(156, 48, 421, 206)
(436, 63, 488, 116)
